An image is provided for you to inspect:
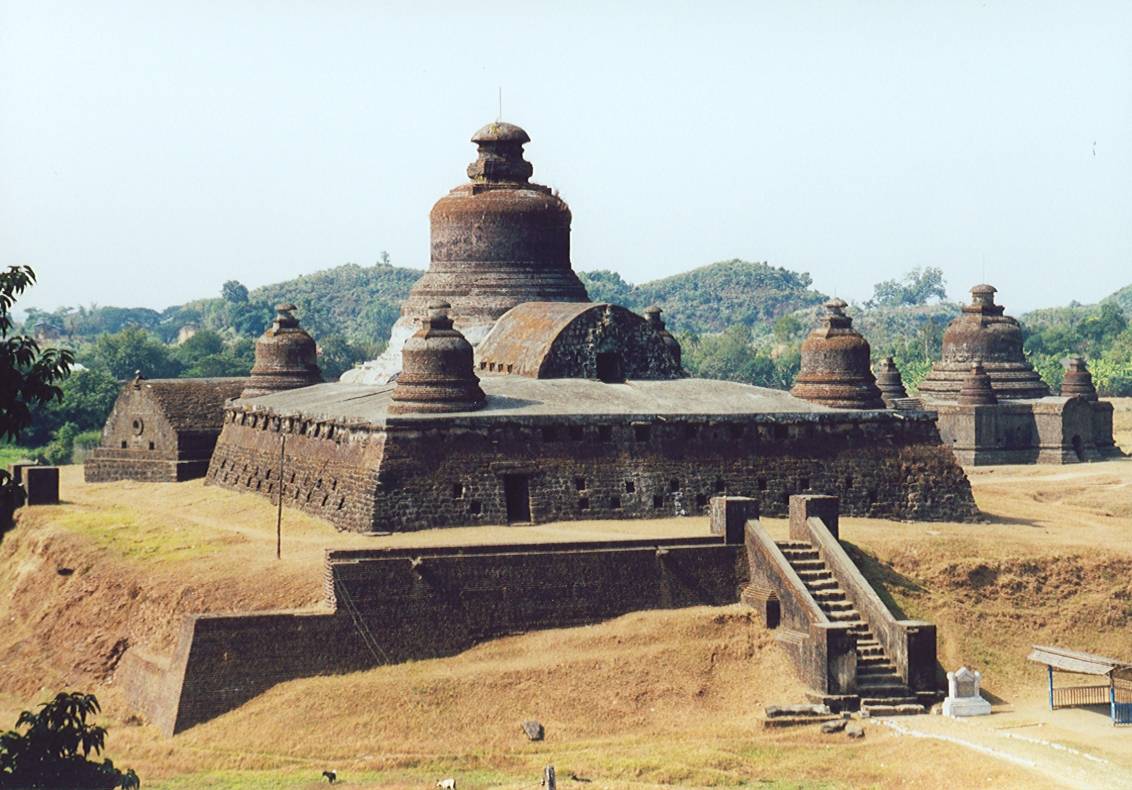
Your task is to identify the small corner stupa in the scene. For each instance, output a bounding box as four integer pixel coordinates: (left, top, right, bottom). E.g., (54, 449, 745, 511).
(389, 302, 485, 414)
(241, 304, 322, 399)
(791, 298, 885, 410)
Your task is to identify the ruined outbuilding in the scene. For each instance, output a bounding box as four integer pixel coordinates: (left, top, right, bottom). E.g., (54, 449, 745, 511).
(86, 305, 321, 483)
(85, 376, 247, 483)
(918, 285, 1119, 464)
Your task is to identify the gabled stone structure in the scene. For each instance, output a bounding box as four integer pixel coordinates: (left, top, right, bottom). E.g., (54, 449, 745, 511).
(241, 304, 322, 399)
(85, 376, 247, 482)
(918, 286, 1119, 465)
(475, 302, 684, 381)
(791, 299, 884, 410)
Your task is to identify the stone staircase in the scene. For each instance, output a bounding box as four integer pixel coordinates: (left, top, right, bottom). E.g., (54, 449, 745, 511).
(778, 540, 926, 716)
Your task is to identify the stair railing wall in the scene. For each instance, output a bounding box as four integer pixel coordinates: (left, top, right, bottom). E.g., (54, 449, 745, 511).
(789, 495, 937, 693)
(743, 517, 857, 695)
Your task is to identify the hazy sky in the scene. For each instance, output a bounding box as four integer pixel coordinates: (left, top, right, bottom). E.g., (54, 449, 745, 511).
(2, 1, 1130, 315)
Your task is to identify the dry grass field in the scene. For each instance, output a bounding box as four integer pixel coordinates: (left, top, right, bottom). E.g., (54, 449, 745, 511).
(0, 399, 1129, 789)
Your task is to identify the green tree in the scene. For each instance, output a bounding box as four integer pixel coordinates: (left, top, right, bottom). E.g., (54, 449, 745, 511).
(1, 266, 74, 528)
(578, 270, 635, 306)
(91, 327, 180, 380)
(23, 368, 120, 447)
(221, 280, 249, 304)
(868, 267, 948, 307)
(317, 334, 373, 380)
(0, 692, 139, 789)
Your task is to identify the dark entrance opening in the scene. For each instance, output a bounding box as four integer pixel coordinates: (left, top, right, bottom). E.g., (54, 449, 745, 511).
(503, 475, 531, 524)
(1071, 434, 1085, 462)
(596, 352, 624, 383)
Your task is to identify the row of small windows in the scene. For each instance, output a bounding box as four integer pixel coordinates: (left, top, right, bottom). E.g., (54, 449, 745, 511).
(120, 440, 156, 450)
(536, 423, 771, 444)
(448, 473, 865, 515)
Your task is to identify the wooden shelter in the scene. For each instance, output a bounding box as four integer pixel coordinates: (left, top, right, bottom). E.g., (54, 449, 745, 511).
(1028, 645, 1132, 725)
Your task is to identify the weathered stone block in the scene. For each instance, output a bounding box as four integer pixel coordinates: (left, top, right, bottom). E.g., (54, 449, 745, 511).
(25, 466, 59, 505)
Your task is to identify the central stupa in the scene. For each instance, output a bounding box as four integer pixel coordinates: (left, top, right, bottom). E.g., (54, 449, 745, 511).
(343, 121, 589, 383)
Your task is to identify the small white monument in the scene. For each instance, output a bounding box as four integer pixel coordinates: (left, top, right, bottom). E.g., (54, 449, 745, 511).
(943, 666, 992, 717)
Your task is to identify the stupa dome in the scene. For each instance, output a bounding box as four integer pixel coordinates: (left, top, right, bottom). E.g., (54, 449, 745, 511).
(241, 304, 322, 399)
(918, 285, 1049, 401)
(389, 302, 486, 414)
(791, 298, 884, 410)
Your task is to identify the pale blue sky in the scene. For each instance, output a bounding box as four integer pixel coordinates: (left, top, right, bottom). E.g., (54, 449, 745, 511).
(2, 1, 1130, 314)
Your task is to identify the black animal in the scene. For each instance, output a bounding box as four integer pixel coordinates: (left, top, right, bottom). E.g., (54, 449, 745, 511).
(322, 769, 338, 784)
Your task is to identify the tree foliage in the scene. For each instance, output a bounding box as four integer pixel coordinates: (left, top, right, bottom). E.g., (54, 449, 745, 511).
(0, 692, 139, 789)
(1, 267, 74, 526)
(867, 267, 948, 307)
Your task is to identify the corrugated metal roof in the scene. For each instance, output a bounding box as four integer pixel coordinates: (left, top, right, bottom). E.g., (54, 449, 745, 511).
(1027, 644, 1132, 676)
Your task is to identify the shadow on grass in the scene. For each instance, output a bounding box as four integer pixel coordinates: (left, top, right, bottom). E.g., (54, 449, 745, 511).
(840, 540, 923, 621)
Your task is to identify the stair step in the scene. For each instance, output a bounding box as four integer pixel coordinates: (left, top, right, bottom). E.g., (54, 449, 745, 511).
(861, 696, 919, 706)
(811, 589, 846, 601)
(790, 559, 826, 572)
(828, 612, 862, 623)
(857, 654, 891, 666)
(857, 684, 911, 697)
(805, 578, 840, 592)
(820, 600, 854, 612)
(857, 663, 898, 676)
(776, 541, 812, 550)
(780, 547, 819, 559)
(861, 703, 925, 717)
(797, 571, 833, 583)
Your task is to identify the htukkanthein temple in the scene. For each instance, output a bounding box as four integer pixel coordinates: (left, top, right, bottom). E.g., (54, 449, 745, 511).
(914, 285, 1119, 465)
(203, 120, 980, 532)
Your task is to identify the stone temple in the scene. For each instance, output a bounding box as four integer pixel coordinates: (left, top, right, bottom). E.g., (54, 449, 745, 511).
(205, 121, 979, 532)
(343, 121, 589, 384)
(916, 285, 1119, 464)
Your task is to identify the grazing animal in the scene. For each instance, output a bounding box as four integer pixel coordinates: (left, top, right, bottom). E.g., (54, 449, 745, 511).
(436, 779, 456, 790)
(322, 769, 337, 784)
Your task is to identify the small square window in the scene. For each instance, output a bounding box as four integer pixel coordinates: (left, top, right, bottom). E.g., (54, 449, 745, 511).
(610, 496, 622, 510)
(469, 500, 482, 515)
(120, 440, 127, 449)
(653, 494, 664, 508)
(625, 480, 635, 493)
(574, 477, 586, 491)
(578, 497, 589, 511)
(714, 478, 725, 493)
(757, 477, 768, 491)
(148, 441, 155, 451)
(668, 478, 680, 493)
(798, 477, 810, 491)
(452, 483, 465, 499)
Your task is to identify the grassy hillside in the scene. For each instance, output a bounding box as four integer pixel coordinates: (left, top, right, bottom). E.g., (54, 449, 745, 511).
(6, 437, 1132, 786)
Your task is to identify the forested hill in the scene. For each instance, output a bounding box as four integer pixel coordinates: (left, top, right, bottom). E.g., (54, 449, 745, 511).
(21, 259, 826, 344)
(579, 260, 827, 334)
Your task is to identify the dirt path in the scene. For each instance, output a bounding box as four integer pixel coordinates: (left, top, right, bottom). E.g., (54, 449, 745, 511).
(883, 712, 1132, 790)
